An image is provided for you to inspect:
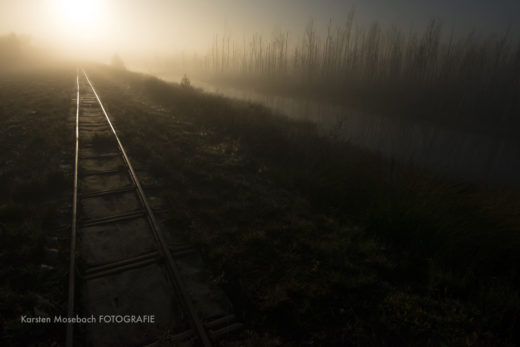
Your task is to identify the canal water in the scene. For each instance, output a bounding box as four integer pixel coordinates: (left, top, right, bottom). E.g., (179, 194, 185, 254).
(162, 75, 519, 187)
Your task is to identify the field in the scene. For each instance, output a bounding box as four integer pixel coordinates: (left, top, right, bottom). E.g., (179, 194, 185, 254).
(0, 66, 75, 345)
(80, 66, 519, 346)
(1, 62, 519, 345)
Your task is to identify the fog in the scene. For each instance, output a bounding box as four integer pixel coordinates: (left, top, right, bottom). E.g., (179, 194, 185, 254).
(2, 0, 520, 68)
(2, 0, 520, 185)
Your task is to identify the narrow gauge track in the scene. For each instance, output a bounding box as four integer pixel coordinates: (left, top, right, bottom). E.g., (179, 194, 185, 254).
(66, 70, 239, 346)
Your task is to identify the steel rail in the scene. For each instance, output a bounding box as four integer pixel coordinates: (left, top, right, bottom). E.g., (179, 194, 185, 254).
(81, 69, 212, 347)
(66, 71, 80, 347)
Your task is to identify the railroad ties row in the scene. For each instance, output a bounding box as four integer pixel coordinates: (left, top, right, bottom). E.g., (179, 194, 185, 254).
(69, 72, 240, 346)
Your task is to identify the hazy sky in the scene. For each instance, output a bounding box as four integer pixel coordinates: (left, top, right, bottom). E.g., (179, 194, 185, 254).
(1, 0, 519, 61)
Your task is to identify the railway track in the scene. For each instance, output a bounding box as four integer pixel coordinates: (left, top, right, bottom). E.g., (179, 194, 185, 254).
(66, 70, 240, 346)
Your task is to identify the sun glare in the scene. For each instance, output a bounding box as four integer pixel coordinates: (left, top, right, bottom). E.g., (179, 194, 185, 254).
(52, 0, 105, 39)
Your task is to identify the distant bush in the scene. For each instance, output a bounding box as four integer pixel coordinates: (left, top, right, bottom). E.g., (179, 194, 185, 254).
(111, 53, 126, 70)
(0, 33, 32, 67)
(180, 74, 191, 88)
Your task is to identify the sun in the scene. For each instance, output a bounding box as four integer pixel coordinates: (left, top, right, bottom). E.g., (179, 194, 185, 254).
(52, 0, 105, 38)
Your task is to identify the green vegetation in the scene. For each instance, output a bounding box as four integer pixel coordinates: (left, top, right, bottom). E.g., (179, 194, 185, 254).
(89, 66, 520, 346)
(0, 67, 74, 345)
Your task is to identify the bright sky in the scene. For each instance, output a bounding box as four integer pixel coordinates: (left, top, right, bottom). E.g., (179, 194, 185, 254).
(1, 0, 519, 62)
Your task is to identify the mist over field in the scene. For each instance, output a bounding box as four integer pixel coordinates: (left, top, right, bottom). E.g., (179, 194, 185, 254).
(4, 0, 520, 131)
(2, 1, 520, 346)
(2, 0, 520, 63)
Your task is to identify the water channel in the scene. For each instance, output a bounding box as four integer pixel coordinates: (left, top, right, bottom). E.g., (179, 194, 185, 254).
(161, 75, 519, 187)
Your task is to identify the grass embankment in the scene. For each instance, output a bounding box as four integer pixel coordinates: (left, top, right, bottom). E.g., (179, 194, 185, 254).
(0, 67, 74, 346)
(89, 66, 520, 346)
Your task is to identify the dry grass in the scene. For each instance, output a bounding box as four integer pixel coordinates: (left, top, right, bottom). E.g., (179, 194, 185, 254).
(87, 65, 520, 346)
(0, 66, 74, 346)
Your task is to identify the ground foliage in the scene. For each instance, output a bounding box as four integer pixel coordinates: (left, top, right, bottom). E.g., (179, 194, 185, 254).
(0, 67, 74, 346)
(88, 66, 520, 346)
